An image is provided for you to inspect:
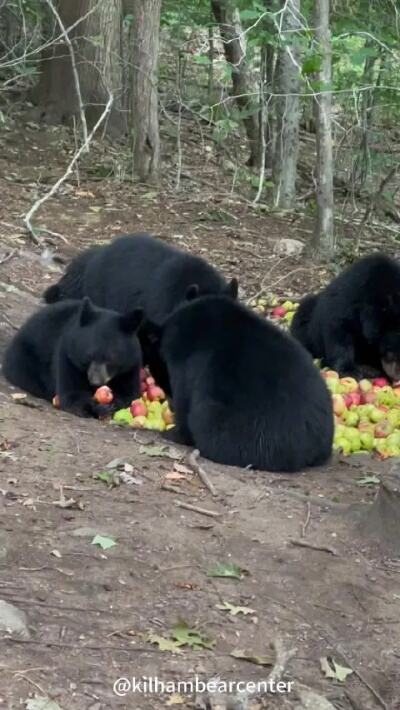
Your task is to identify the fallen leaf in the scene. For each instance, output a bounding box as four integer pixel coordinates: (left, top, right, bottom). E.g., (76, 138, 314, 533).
(142, 191, 158, 200)
(171, 622, 215, 650)
(216, 601, 255, 616)
(25, 695, 62, 709)
(165, 471, 187, 482)
(357, 475, 380, 486)
(89, 205, 102, 212)
(51, 549, 62, 559)
(11, 392, 27, 400)
(207, 563, 244, 579)
(320, 657, 353, 682)
(230, 649, 273, 666)
(140, 444, 182, 460)
(95, 471, 114, 485)
(91, 534, 117, 551)
(174, 463, 192, 475)
(147, 633, 183, 653)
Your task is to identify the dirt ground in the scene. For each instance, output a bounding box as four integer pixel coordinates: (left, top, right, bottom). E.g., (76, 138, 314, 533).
(0, 118, 400, 710)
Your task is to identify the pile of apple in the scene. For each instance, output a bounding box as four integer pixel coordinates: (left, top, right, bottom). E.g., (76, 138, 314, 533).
(113, 367, 174, 432)
(249, 294, 298, 327)
(323, 371, 400, 458)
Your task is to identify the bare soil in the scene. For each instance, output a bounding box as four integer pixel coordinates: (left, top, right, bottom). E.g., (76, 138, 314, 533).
(0, 117, 399, 710)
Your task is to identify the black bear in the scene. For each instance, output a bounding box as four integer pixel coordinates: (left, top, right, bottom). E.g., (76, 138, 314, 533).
(44, 245, 103, 304)
(2, 298, 143, 418)
(291, 253, 400, 380)
(147, 295, 333, 473)
(43, 233, 238, 392)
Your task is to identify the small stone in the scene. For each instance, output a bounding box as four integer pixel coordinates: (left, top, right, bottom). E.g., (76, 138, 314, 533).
(274, 238, 304, 256)
(0, 599, 30, 639)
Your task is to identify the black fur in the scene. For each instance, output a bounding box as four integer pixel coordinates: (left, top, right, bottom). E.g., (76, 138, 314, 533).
(151, 296, 333, 473)
(2, 299, 143, 418)
(291, 254, 400, 380)
(43, 233, 238, 392)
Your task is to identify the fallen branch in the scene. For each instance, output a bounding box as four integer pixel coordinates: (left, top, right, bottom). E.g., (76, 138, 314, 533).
(1, 313, 18, 331)
(0, 249, 18, 266)
(301, 501, 311, 537)
(23, 92, 113, 244)
(189, 449, 217, 496)
(175, 500, 222, 518)
(289, 539, 338, 556)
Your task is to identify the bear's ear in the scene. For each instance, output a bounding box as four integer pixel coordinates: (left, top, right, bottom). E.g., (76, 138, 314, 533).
(185, 284, 199, 301)
(119, 308, 143, 334)
(79, 297, 97, 327)
(225, 277, 239, 299)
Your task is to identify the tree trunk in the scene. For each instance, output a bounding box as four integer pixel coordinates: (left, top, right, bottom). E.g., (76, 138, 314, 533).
(211, 0, 260, 166)
(130, 0, 161, 182)
(31, 0, 125, 139)
(272, 0, 301, 208)
(310, 0, 334, 258)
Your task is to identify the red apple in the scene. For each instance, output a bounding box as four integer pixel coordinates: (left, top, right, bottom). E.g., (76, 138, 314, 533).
(140, 381, 147, 394)
(94, 385, 113, 404)
(271, 306, 287, 318)
(350, 391, 361, 406)
(130, 399, 148, 417)
(146, 376, 156, 386)
(372, 377, 389, 388)
(343, 394, 353, 408)
(140, 368, 147, 381)
(147, 385, 166, 402)
(364, 390, 377, 404)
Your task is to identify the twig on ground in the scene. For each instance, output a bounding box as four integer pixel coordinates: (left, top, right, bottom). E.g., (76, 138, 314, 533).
(301, 501, 311, 537)
(0, 248, 18, 265)
(1, 313, 18, 330)
(24, 93, 113, 244)
(188, 448, 217, 496)
(175, 500, 222, 518)
(14, 672, 47, 697)
(290, 539, 338, 556)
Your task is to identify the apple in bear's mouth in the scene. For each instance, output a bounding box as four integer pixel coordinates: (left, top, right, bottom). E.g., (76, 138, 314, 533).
(94, 385, 113, 405)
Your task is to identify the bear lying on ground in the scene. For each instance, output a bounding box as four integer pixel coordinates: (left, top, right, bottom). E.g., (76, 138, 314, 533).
(2, 298, 143, 418)
(146, 295, 333, 473)
(291, 254, 400, 380)
(43, 233, 238, 392)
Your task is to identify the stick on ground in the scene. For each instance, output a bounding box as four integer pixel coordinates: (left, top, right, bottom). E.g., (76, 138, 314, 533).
(188, 449, 217, 496)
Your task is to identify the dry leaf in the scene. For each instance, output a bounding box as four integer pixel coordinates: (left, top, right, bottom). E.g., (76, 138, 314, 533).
(174, 463, 192, 475)
(165, 471, 187, 482)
